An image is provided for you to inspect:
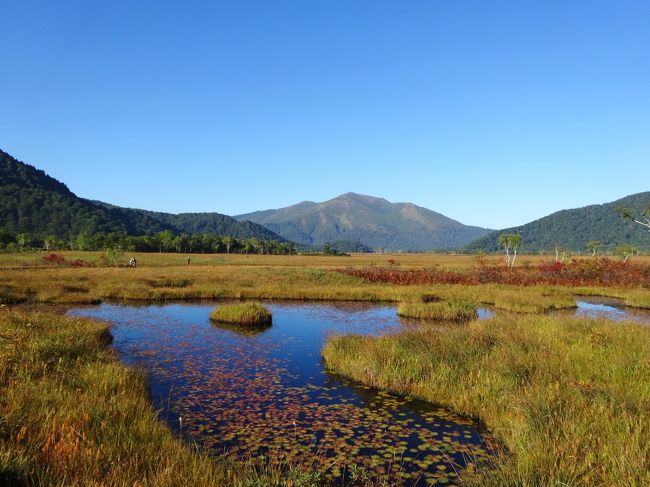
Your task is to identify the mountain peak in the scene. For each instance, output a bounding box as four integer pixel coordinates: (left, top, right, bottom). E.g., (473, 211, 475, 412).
(236, 193, 492, 251)
(332, 192, 389, 205)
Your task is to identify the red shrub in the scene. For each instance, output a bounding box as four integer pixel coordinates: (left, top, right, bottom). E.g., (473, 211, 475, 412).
(538, 262, 565, 273)
(42, 253, 65, 264)
(41, 253, 89, 267)
(338, 258, 650, 289)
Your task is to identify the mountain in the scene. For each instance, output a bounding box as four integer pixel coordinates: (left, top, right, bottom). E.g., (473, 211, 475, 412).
(465, 192, 650, 253)
(93, 203, 285, 241)
(0, 149, 284, 241)
(236, 192, 493, 251)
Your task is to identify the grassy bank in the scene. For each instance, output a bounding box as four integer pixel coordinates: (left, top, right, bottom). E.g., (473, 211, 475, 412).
(396, 301, 477, 322)
(0, 309, 322, 486)
(323, 314, 650, 486)
(0, 264, 587, 314)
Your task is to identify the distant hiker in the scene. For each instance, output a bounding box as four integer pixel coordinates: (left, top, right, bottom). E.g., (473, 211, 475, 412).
(129, 258, 137, 268)
(186, 256, 191, 265)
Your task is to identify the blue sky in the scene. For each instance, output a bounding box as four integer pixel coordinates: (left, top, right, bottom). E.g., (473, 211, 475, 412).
(1, 1, 648, 229)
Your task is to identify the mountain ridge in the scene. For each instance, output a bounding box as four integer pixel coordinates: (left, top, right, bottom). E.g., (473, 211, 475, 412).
(0, 149, 284, 241)
(236, 192, 493, 251)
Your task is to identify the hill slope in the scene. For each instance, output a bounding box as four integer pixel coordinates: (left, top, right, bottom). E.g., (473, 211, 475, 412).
(465, 192, 650, 253)
(236, 192, 492, 251)
(0, 149, 284, 241)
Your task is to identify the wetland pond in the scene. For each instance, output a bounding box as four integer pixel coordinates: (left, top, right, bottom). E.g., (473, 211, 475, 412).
(69, 302, 493, 486)
(573, 297, 650, 325)
(66, 298, 650, 485)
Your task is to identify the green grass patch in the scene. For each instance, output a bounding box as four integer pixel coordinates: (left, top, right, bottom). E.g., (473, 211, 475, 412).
(210, 303, 272, 325)
(323, 313, 650, 486)
(397, 301, 477, 322)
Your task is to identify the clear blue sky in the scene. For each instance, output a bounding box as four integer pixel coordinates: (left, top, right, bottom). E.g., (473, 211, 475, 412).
(1, 1, 648, 229)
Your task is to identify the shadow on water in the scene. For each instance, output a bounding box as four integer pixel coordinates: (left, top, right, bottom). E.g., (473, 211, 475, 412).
(69, 301, 494, 486)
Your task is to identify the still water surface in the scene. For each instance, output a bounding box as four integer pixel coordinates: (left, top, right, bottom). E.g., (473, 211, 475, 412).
(574, 298, 650, 325)
(69, 302, 492, 486)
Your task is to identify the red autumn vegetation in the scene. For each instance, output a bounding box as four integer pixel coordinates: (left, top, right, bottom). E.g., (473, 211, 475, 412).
(338, 257, 650, 288)
(42, 253, 89, 267)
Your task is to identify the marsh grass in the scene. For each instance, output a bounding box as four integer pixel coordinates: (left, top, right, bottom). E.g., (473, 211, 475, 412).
(397, 301, 477, 322)
(0, 265, 590, 315)
(0, 309, 343, 487)
(210, 302, 272, 325)
(323, 313, 650, 486)
(0, 309, 239, 485)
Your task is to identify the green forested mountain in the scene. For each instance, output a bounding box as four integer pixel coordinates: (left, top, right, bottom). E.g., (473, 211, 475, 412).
(465, 192, 650, 254)
(328, 240, 373, 253)
(236, 192, 493, 251)
(94, 203, 284, 241)
(0, 149, 284, 241)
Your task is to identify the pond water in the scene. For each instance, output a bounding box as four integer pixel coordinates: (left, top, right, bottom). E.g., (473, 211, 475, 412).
(574, 298, 650, 325)
(68, 302, 493, 486)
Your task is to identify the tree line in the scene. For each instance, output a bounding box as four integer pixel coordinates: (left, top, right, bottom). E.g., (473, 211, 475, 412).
(0, 229, 297, 255)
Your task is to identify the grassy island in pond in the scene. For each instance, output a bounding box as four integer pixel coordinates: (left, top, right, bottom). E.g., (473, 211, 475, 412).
(210, 302, 272, 325)
(397, 300, 478, 322)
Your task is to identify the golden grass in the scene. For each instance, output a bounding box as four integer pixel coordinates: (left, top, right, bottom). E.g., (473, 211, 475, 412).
(396, 301, 477, 322)
(323, 313, 650, 486)
(0, 309, 224, 485)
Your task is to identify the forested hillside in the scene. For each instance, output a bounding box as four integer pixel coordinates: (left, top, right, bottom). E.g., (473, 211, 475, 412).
(465, 192, 650, 253)
(0, 149, 284, 243)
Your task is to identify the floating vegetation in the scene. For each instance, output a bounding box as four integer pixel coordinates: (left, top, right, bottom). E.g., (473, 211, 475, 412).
(210, 302, 272, 325)
(70, 302, 494, 486)
(397, 301, 478, 322)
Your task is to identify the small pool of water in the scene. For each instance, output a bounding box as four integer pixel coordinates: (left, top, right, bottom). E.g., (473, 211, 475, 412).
(69, 302, 493, 485)
(574, 297, 650, 325)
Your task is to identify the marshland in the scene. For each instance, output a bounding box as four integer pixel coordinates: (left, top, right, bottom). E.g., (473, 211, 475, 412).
(4, 2, 650, 484)
(2, 251, 650, 486)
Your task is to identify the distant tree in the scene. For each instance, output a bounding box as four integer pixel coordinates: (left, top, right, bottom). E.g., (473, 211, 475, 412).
(43, 235, 56, 251)
(222, 237, 234, 254)
(16, 233, 29, 251)
(157, 230, 175, 252)
(498, 234, 512, 266)
(242, 240, 254, 255)
(76, 232, 93, 251)
(586, 240, 601, 257)
(616, 205, 650, 232)
(212, 238, 222, 253)
(614, 243, 636, 262)
(498, 233, 521, 268)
